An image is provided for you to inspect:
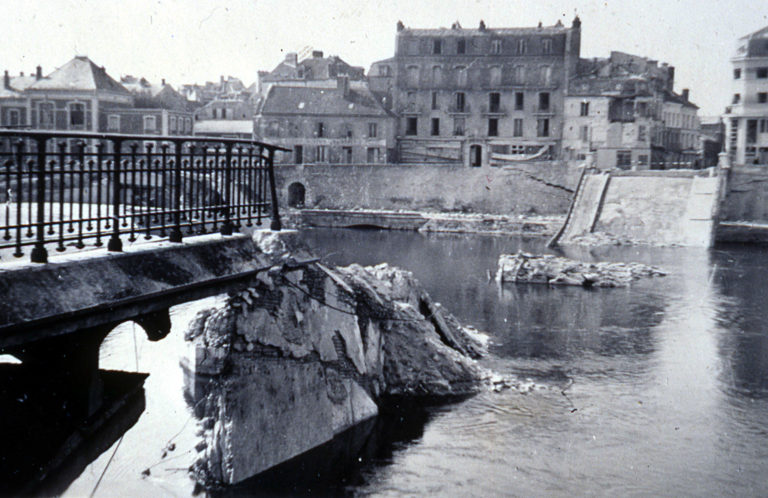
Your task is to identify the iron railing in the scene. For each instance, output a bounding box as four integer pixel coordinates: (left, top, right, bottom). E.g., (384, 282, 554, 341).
(0, 130, 288, 263)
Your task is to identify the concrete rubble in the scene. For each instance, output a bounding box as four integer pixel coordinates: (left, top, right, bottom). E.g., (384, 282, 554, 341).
(184, 230, 488, 486)
(496, 251, 666, 288)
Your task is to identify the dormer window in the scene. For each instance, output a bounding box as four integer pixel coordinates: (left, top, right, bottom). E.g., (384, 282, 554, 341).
(457, 38, 466, 54)
(491, 39, 502, 54)
(433, 39, 442, 54)
(517, 39, 527, 55)
(542, 38, 552, 54)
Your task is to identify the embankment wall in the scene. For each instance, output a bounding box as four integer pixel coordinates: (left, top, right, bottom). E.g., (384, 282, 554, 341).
(274, 162, 579, 216)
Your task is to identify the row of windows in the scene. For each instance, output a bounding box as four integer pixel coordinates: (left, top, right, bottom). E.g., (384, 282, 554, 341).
(293, 145, 383, 164)
(404, 64, 553, 88)
(732, 92, 768, 105)
(106, 114, 192, 133)
(417, 91, 550, 113)
(413, 37, 554, 56)
(733, 67, 768, 79)
(405, 116, 550, 137)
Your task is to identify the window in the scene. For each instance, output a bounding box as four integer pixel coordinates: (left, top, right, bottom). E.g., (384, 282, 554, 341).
(432, 91, 439, 110)
(143, 115, 156, 132)
(616, 150, 632, 168)
(489, 92, 500, 112)
(433, 39, 442, 54)
(107, 114, 120, 131)
(760, 119, 768, 133)
(516, 39, 527, 55)
(295, 145, 303, 164)
(491, 39, 502, 54)
(758, 67, 768, 79)
(431, 118, 440, 136)
(455, 92, 466, 112)
(513, 118, 523, 137)
(759, 92, 768, 104)
(408, 39, 420, 55)
(367, 147, 380, 163)
(580, 125, 589, 141)
(538, 92, 550, 111)
(514, 66, 526, 84)
(540, 66, 552, 85)
(317, 122, 324, 137)
(407, 66, 420, 87)
(170, 116, 177, 132)
(537, 118, 549, 137)
(453, 117, 465, 136)
(8, 109, 19, 127)
(39, 102, 54, 129)
(186, 118, 192, 133)
(515, 92, 524, 111)
(432, 65, 442, 85)
(212, 108, 218, 119)
(368, 122, 378, 137)
(315, 145, 327, 162)
(342, 146, 353, 163)
(490, 66, 501, 87)
(488, 118, 498, 137)
(734, 68, 742, 79)
(733, 93, 741, 104)
(406, 117, 418, 136)
(580, 101, 589, 116)
(747, 119, 758, 143)
(638, 154, 649, 166)
(456, 66, 467, 87)
(378, 65, 391, 77)
(638, 125, 647, 142)
(542, 38, 552, 54)
(69, 102, 85, 127)
(457, 38, 466, 54)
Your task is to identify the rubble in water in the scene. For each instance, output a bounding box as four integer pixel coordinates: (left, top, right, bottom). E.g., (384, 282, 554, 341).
(496, 251, 666, 288)
(184, 231, 490, 485)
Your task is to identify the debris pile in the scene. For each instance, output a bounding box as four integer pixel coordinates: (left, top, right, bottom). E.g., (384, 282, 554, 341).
(496, 251, 666, 288)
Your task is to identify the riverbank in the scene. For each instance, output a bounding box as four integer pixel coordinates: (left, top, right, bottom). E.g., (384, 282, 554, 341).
(282, 208, 563, 236)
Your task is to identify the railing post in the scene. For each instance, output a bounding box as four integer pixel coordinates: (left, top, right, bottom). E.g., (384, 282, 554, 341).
(30, 137, 48, 263)
(267, 147, 282, 231)
(170, 140, 183, 243)
(220, 143, 234, 236)
(107, 138, 123, 252)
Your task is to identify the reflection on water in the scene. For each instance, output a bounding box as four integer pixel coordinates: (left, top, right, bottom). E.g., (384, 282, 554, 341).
(22, 227, 768, 496)
(297, 228, 768, 496)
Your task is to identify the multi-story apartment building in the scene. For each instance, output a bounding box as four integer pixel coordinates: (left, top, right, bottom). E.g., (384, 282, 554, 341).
(563, 51, 699, 170)
(255, 76, 395, 165)
(0, 72, 29, 128)
(369, 17, 582, 167)
(258, 50, 365, 97)
(725, 25, 768, 166)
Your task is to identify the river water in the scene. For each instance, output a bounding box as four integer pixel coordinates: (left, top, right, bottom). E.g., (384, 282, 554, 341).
(64, 228, 768, 496)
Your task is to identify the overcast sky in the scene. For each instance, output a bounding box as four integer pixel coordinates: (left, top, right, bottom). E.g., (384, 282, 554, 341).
(1, 0, 766, 116)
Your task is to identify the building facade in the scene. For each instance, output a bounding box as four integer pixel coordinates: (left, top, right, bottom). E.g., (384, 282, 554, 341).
(725, 26, 768, 166)
(255, 76, 395, 165)
(369, 18, 581, 167)
(563, 52, 699, 170)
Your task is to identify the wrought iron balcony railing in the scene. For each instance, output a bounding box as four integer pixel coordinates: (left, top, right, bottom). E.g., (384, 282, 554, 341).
(0, 130, 288, 263)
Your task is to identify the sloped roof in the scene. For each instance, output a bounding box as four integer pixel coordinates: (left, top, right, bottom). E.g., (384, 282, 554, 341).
(28, 56, 129, 94)
(260, 85, 388, 117)
(0, 86, 23, 99)
(9, 75, 37, 91)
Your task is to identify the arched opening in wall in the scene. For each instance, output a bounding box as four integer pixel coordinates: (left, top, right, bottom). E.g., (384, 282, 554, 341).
(470, 145, 482, 167)
(99, 320, 151, 373)
(287, 182, 306, 208)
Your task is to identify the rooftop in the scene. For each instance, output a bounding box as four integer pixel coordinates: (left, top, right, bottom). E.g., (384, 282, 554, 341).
(28, 56, 129, 94)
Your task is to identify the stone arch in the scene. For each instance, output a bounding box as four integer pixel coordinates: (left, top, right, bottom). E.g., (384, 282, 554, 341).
(287, 182, 306, 208)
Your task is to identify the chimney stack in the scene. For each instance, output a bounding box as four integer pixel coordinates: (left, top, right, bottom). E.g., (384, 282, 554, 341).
(162, 78, 166, 86)
(682, 88, 689, 101)
(3, 70, 9, 90)
(35, 65, 42, 80)
(285, 52, 298, 66)
(312, 50, 323, 59)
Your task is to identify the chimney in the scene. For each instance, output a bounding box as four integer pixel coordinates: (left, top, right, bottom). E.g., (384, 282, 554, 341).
(337, 75, 350, 97)
(3, 70, 9, 90)
(162, 78, 166, 86)
(285, 52, 298, 66)
(19, 71, 24, 77)
(312, 50, 324, 59)
(682, 88, 689, 101)
(36, 65, 42, 80)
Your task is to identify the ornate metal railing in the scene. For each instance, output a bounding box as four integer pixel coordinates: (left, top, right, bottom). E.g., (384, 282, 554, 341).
(0, 130, 288, 263)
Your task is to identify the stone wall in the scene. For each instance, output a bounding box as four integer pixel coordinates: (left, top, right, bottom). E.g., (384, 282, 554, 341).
(274, 162, 579, 216)
(186, 232, 487, 485)
(720, 166, 768, 223)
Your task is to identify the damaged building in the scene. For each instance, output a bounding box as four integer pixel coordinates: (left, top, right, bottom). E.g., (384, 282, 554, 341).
(564, 51, 700, 170)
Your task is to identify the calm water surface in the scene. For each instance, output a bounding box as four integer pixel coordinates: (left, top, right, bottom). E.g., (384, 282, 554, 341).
(65, 228, 768, 496)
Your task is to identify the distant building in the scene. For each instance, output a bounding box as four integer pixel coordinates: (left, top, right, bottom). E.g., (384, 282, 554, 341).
(724, 25, 768, 166)
(0, 71, 29, 128)
(564, 51, 700, 170)
(255, 76, 395, 164)
(700, 116, 724, 168)
(258, 50, 365, 97)
(180, 76, 251, 106)
(369, 18, 582, 167)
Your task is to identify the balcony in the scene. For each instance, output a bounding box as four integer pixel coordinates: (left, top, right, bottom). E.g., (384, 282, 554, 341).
(397, 103, 423, 115)
(480, 104, 507, 116)
(447, 104, 471, 115)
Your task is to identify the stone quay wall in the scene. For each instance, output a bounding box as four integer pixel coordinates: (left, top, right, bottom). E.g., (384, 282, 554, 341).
(273, 162, 580, 216)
